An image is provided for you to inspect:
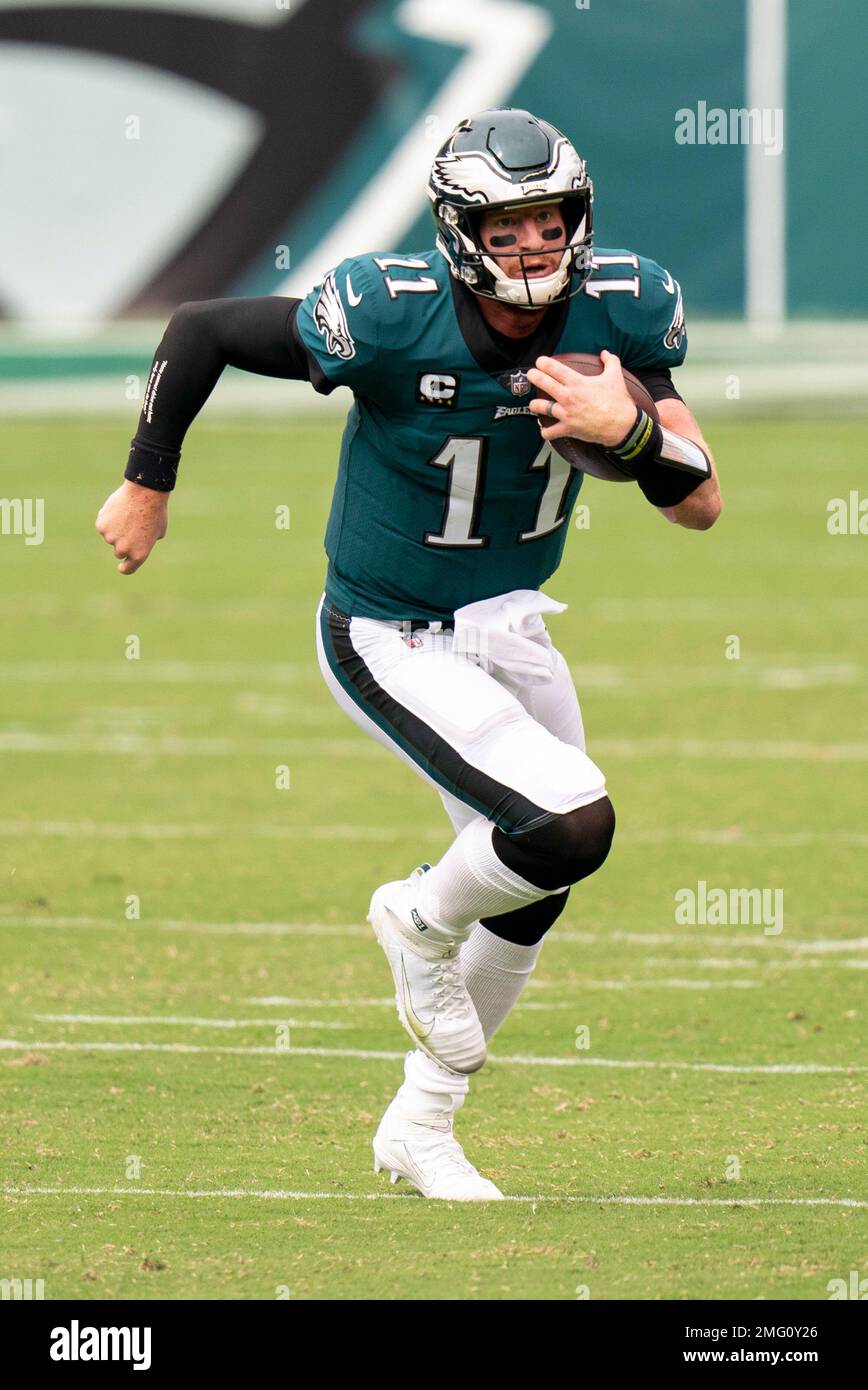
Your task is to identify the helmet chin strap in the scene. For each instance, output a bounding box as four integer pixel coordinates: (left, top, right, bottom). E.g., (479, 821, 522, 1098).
(481, 248, 572, 308)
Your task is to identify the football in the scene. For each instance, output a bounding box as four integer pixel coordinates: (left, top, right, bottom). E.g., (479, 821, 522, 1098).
(536, 352, 659, 481)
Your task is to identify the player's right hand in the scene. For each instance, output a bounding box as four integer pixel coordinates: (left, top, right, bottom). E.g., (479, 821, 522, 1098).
(95, 479, 169, 575)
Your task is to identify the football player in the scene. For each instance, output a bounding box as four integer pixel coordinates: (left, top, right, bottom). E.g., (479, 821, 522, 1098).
(96, 108, 721, 1201)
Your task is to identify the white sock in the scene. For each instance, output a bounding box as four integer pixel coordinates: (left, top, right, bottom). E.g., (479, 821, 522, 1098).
(414, 817, 557, 942)
(394, 931, 542, 1123)
(461, 925, 543, 1043)
(393, 1048, 469, 1122)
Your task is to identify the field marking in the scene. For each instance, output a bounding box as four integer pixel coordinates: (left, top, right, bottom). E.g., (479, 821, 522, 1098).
(0, 732, 378, 758)
(0, 661, 309, 685)
(2, 819, 866, 849)
(243, 993, 756, 1009)
(3, 914, 866, 957)
(0, 820, 411, 842)
(3, 1185, 867, 1209)
(32, 1013, 352, 1031)
(644, 957, 759, 969)
(624, 829, 868, 848)
(1, 915, 370, 938)
(0, 1039, 400, 1060)
(0, 660, 862, 695)
(6, 599, 868, 627)
(0, 1039, 863, 1074)
(595, 738, 868, 763)
(589, 598, 868, 620)
(246, 996, 396, 1007)
(793, 938, 868, 954)
(2, 731, 868, 761)
(579, 979, 759, 991)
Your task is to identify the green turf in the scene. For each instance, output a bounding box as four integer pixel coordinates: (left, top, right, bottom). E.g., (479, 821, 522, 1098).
(1, 416, 866, 1300)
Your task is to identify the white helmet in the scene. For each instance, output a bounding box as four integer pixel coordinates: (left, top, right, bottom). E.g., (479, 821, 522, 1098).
(428, 108, 594, 309)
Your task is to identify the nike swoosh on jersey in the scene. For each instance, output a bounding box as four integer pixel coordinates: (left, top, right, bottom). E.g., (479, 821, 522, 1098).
(661, 270, 675, 294)
(399, 957, 435, 1040)
(345, 273, 363, 307)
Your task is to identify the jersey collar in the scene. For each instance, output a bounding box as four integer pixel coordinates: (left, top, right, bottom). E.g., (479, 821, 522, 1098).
(449, 274, 570, 390)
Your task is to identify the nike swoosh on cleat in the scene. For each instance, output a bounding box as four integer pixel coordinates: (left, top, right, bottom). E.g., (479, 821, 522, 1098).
(345, 273, 362, 307)
(399, 1144, 432, 1191)
(398, 957, 435, 1040)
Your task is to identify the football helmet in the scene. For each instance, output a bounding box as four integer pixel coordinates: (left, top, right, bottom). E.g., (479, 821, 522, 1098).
(428, 107, 594, 309)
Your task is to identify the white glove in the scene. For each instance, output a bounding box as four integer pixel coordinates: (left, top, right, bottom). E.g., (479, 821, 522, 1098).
(452, 589, 567, 687)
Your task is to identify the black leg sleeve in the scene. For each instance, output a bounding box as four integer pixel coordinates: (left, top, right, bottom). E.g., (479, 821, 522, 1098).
(480, 889, 570, 946)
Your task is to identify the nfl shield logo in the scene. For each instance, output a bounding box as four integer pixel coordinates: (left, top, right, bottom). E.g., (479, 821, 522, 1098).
(509, 369, 531, 396)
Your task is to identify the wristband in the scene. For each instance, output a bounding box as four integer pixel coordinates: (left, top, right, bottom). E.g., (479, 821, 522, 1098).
(124, 438, 181, 493)
(607, 406, 711, 506)
(609, 404, 656, 463)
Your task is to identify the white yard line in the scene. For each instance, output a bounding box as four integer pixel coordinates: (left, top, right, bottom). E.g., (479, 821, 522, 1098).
(0, 732, 380, 757)
(594, 738, 868, 763)
(1, 819, 866, 848)
(581, 980, 759, 990)
(0, 1039, 401, 1059)
(0, 821, 412, 842)
(644, 958, 760, 968)
(245, 993, 757, 1009)
(0, 916, 370, 938)
(792, 938, 868, 954)
(0, 1039, 863, 1074)
(3, 1185, 866, 1209)
(245, 996, 396, 1007)
(32, 1013, 351, 1030)
(3, 914, 866, 956)
(1, 661, 861, 692)
(2, 732, 867, 760)
(0, 661, 308, 684)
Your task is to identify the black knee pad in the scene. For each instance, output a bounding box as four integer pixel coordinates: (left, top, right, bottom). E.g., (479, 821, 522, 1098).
(481, 888, 570, 947)
(492, 795, 616, 891)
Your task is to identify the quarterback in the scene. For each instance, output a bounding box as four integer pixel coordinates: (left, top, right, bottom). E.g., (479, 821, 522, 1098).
(96, 109, 721, 1201)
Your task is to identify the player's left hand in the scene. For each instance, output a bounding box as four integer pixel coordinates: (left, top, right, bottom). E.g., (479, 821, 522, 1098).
(528, 351, 637, 448)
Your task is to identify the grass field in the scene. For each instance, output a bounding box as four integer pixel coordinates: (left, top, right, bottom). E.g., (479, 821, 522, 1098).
(1, 414, 867, 1301)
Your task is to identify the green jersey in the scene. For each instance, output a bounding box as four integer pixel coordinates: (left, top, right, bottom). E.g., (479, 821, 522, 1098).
(296, 246, 687, 621)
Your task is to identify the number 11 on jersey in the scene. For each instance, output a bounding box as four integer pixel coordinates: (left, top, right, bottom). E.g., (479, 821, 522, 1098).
(424, 437, 575, 548)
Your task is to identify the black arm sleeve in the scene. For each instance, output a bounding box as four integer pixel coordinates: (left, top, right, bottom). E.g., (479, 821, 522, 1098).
(629, 365, 684, 404)
(125, 296, 312, 490)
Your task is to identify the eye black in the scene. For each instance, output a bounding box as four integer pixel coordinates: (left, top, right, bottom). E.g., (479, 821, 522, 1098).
(541, 227, 562, 241)
(490, 233, 518, 247)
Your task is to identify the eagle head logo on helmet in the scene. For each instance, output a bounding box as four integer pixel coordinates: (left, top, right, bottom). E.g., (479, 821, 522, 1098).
(427, 107, 594, 310)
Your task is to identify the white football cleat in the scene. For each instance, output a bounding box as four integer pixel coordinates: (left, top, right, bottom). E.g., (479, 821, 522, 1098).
(367, 867, 486, 1075)
(372, 1100, 503, 1202)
